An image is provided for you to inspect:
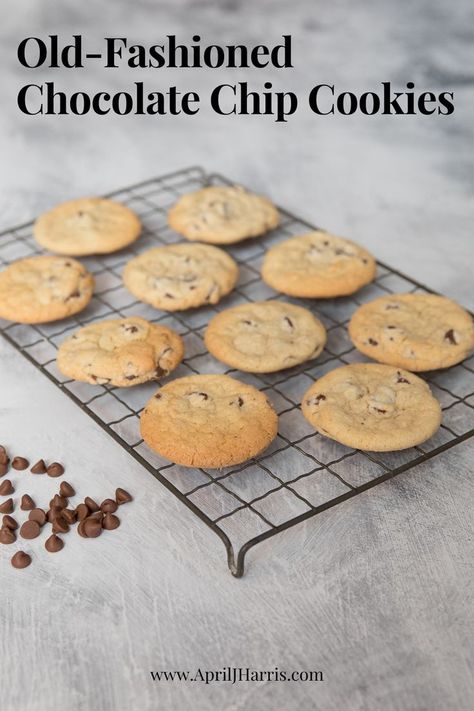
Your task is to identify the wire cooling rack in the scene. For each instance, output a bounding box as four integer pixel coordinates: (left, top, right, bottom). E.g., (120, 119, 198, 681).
(0, 166, 473, 576)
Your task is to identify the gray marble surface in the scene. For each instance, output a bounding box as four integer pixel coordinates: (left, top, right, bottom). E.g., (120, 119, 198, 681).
(1, 1, 473, 710)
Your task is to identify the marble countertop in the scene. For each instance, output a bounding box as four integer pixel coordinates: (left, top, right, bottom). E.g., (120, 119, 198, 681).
(1, 1, 473, 710)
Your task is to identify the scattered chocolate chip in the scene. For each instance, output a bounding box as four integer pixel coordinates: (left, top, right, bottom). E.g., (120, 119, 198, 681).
(83, 517, 102, 538)
(154, 366, 166, 378)
(103, 513, 120, 530)
(385, 303, 399, 310)
(62, 508, 77, 525)
(12, 456, 29, 471)
(45, 534, 64, 553)
(88, 511, 103, 522)
(47, 506, 64, 523)
(75, 503, 90, 521)
(164, 292, 175, 299)
(283, 316, 294, 328)
(396, 372, 410, 384)
(367, 338, 378, 346)
(11, 551, 31, 569)
(444, 329, 458, 345)
(31, 459, 47, 474)
(47, 462, 64, 478)
(52, 516, 69, 534)
(237, 397, 244, 407)
(0, 526, 16, 544)
(84, 497, 100, 513)
(20, 494, 35, 511)
(0, 479, 14, 496)
(189, 391, 208, 400)
(28, 508, 47, 526)
(77, 520, 88, 538)
(0, 446, 8, 464)
(373, 408, 387, 414)
(66, 289, 80, 301)
(386, 325, 396, 329)
(124, 374, 138, 381)
(59, 481, 75, 497)
(154, 393, 162, 399)
(0, 498, 14, 514)
(2, 515, 18, 530)
(100, 499, 118, 513)
(307, 394, 326, 406)
(123, 324, 138, 333)
(20, 520, 41, 540)
(115, 488, 133, 505)
(0, 462, 9, 477)
(50, 495, 67, 509)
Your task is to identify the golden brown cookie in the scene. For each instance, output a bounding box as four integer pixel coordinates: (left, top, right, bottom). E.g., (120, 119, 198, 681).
(168, 186, 279, 244)
(140, 374, 278, 468)
(348, 293, 474, 371)
(57, 317, 184, 387)
(261, 231, 376, 298)
(34, 197, 141, 256)
(0, 256, 94, 324)
(301, 363, 441, 451)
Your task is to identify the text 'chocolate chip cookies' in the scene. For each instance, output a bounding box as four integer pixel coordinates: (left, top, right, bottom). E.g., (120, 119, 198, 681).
(140, 374, 278, 468)
(349, 293, 474, 371)
(205, 301, 327, 373)
(0, 256, 94, 324)
(123, 242, 238, 311)
(57, 317, 184, 387)
(34, 197, 141, 256)
(262, 231, 376, 298)
(168, 186, 280, 244)
(302, 363, 441, 451)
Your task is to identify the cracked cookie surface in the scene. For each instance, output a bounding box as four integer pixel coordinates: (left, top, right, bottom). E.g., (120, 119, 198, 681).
(123, 243, 238, 311)
(301, 363, 441, 451)
(140, 374, 278, 468)
(349, 294, 474, 371)
(0, 255, 94, 324)
(168, 186, 279, 244)
(57, 317, 184, 387)
(262, 231, 376, 298)
(34, 197, 141, 256)
(205, 301, 327, 373)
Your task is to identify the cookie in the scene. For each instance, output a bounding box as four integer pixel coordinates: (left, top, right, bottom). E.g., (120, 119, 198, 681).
(34, 197, 141, 256)
(140, 374, 278, 468)
(168, 186, 279, 244)
(301, 363, 441, 451)
(205, 301, 327, 373)
(57, 317, 184, 387)
(123, 243, 238, 311)
(349, 294, 474, 371)
(0, 256, 94, 324)
(261, 231, 376, 298)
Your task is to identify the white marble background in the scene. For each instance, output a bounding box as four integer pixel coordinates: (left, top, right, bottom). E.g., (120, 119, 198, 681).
(0, 1, 473, 710)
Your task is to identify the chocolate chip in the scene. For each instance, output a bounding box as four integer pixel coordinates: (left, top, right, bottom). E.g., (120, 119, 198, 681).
(0, 446, 8, 465)
(84, 497, 100, 513)
(11, 551, 31, 569)
(20, 494, 35, 511)
(28, 508, 47, 526)
(283, 316, 294, 328)
(385, 303, 399, 310)
(47, 506, 64, 523)
(307, 394, 326, 406)
(115, 488, 133, 505)
(77, 520, 88, 538)
(386, 325, 396, 329)
(237, 397, 244, 407)
(396, 372, 410, 384)
(0, 479, 14, 496)
(62, 508, 77, 525)
(124, 375, 138, 381)
(88, 511, 103, 522)
(103, 513, 120, 530)
(190, 391, 208, 400)
(367, 338, 378, 346)
(154, 393, 162, 399)
(66, 289, 80, 301)
(0, 462, 9, 477)
(45, 534, 64, 553)
(164, 293, 175, 299)
(47, 462, 64, 478)
(76, 503, 90, 521)
(2, 515, 18, 530)
(100, 499, 118, 513)
(12, 456, 29, 471)
(52, 516, 69, 534)
(50, 495, 67, 509)
(154, 366, 166, 378)
(0, 526, 16, 544)
(0, 498, 13, 514)
(373, 408, 387, 414)
(20, 520, 41, 539)
(123, 325, 138, 333)
(59, 481, 75, 497)
(444, 329, 458, 345)
(31, 459, 47, 474)
(83, 517, 102, 538)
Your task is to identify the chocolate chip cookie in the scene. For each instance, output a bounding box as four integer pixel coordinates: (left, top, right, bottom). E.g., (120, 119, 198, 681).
(349, 294, 474, 371)
(301, 363, 441, 451)
(34, 197, 141, 256)
(262, 231, 376, 298)
(168, 186, 279, 244)
(205, 301, 327, 373)
(57, 317, 184, 387)
(0, 256, 94, 324)
(123, 243, 238, 311)
(140, 374, 278, 468)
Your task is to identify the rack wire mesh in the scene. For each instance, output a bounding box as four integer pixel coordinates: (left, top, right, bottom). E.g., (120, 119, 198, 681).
(0, 166, 473, 576)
